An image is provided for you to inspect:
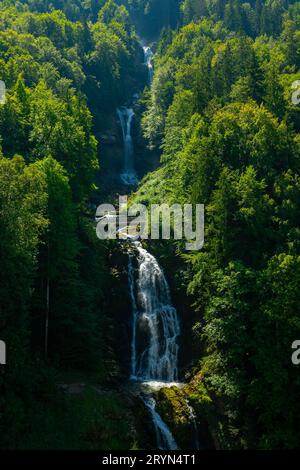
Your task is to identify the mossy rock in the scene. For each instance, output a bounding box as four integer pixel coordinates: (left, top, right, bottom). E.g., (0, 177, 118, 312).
(184, 373, 213, 415)
(184, 373, 220, 450)
(155, 386, 195, 449)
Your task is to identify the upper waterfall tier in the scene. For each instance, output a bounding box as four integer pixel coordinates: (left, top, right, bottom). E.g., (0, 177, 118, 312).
(117, 106, 138, 186)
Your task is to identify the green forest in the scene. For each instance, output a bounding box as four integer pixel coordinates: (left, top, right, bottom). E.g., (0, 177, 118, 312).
(0, 0, 300, 452)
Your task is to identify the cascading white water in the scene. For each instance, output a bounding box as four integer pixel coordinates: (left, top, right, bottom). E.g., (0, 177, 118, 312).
(117, 45, 153, 185)
(128, 243, 181, 450)
(142, 395, 178, 450)
(143, 46, 154, 85)
(117, 106, 138, 186)
(129, 243, 180, 383)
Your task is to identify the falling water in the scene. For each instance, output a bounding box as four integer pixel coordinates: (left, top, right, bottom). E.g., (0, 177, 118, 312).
(142, 395, 178, 450)
(114, 37, 201, 451)
(128, 242, 180, 449)
(121, 41, 179, 450)
(129, 243, 180, 382)
(143, 46, 154, 85)
(117, 45, 153, 184)
(117, 106, 138, 186)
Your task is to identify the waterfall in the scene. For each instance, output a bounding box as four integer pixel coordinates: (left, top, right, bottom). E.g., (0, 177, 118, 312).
(128, 242, 180, 449)
(115, 38, 201, 452)
(117, 106, 138, 186)
(116, 45, 153, 185)
(142, 395, 178, 450)
(143, 46, 154, 85)
(129, 243, 180, 383)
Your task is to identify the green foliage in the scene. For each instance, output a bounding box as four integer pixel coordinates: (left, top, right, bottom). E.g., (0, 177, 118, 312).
(137, 0, 300, 449)
(0, 154, 47, 346)
(182, 0, 298, 38)
(127, 0, 181, 38)
(1, 0, 300, 451)
(0, 0, 138, 450)
(1, 382, 139, 450)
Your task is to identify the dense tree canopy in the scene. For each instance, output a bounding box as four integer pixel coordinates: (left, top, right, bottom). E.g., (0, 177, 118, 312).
(0, 0, 138, 449)
(0, 0, 300, 452)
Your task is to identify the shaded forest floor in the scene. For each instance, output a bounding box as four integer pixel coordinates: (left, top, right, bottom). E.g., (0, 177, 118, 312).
(15, 379, 141, 450)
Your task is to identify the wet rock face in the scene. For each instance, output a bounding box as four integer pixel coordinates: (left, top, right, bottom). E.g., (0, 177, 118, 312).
(154, 385, 215, 450)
